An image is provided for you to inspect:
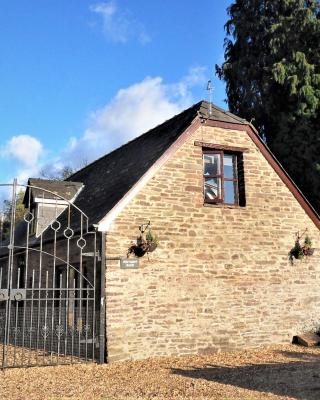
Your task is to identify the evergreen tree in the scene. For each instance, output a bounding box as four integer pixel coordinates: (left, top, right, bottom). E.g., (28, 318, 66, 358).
(216, 0, 320, 211)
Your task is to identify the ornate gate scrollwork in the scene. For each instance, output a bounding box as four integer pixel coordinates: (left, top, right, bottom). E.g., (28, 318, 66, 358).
(0, 179, 103, 368)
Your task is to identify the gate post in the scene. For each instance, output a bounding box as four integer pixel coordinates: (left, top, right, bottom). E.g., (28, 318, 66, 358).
(99, 231, 106, 363)
(2, 178, 17, 369)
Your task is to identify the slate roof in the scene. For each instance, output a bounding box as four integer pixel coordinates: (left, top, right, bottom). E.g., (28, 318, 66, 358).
(65, 100, 247, 225)
(23, 179, 83, 205)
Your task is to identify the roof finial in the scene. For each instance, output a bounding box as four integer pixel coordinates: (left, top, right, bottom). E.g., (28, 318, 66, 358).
(206, 80, 214, 116)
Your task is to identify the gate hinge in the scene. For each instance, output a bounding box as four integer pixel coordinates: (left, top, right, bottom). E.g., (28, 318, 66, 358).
(82, 251, 101, 261)
(0, 289, 8, 301)
(0, 289, 26, 301)
(10, 289, 26, 301)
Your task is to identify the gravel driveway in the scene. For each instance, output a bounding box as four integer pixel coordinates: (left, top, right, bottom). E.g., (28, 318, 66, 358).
(2, 344, 320, 399)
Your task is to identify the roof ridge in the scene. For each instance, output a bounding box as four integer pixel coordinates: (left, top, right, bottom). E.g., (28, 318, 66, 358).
(66, 101, 202, 182)
(200, 100, 248, 124)
(29, 178, 83, 185)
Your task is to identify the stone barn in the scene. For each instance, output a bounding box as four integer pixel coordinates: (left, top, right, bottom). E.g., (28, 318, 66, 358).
(1, 100, 320, 367)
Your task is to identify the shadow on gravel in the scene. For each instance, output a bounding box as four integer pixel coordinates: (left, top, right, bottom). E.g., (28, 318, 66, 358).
(171, 352, 320, 400)
(276, 350, 320, 362)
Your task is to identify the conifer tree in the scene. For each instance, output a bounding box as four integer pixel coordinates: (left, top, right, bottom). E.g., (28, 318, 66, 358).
(216, 0, 320, 211)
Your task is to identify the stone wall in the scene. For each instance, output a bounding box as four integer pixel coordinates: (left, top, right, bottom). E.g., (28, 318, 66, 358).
(104, 122, 320, 362)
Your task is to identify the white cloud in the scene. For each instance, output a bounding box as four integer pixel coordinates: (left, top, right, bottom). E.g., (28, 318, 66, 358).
(90, 1, 151, 44)
(2, 135, 43, 167)
(0, 134, 44, 184)
(55, 66, 207, 168)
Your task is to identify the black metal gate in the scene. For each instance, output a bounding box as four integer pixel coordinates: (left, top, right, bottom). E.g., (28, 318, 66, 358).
(0, 179, 105, 368)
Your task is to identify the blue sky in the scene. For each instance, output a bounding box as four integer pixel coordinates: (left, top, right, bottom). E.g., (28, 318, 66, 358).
(0, 0, 231, 183)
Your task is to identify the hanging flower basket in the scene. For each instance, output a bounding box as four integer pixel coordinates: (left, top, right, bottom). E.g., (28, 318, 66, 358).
(289, 232, 315, 263)
(127, 224, 159, 258)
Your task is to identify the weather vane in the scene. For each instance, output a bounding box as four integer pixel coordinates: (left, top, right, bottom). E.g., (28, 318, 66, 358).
(206, 80, 214, 116)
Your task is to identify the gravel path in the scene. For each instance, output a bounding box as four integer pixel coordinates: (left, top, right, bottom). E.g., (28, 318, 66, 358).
(2, 344, 320, 399)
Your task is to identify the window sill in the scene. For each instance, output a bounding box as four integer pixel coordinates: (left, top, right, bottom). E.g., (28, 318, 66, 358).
(203, 202, 245, 209)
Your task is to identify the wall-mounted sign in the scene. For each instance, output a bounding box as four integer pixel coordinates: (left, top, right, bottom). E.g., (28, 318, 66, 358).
(120, 258, 139, 269)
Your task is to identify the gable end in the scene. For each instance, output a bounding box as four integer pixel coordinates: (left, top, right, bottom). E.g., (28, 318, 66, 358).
(204, 118, 320, 230)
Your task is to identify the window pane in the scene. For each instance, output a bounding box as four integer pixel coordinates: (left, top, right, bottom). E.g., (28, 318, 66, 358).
(224, 180, 237, 204)
(203, 154, 220, 176)
(224, 154, 236, 179)
(204, 178, 221, 200)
